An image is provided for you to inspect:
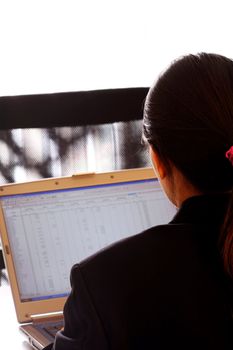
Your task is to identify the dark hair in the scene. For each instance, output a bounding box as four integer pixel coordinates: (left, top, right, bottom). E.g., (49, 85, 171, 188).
(143, 53, 233, 279)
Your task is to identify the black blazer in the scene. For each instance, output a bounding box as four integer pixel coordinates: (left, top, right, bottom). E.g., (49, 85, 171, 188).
(45, 194, 232, 350)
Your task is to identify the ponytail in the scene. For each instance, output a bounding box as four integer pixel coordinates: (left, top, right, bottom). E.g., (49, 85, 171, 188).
(220, 146, 233, 280)
(220, 192, 233, 279)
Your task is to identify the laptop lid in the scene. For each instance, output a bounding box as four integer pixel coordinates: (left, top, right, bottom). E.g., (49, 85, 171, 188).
(0, 168, 176, 324)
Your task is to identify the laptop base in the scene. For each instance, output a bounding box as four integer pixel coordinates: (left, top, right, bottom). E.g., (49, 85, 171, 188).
(20, 317, 63, 350)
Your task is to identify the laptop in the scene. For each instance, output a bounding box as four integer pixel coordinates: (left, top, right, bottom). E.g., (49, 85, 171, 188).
(0, 167, 176, 349)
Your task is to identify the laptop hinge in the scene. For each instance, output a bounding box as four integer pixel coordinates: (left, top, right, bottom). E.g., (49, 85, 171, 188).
(31, 312, 63, 324)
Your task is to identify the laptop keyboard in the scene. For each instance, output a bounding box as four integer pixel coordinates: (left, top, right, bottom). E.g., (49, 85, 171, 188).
(43, 322, 64, 338)
(35, 320, 64, 340)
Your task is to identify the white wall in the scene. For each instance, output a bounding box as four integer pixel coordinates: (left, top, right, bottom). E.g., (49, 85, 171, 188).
(0, 0, 232, 96)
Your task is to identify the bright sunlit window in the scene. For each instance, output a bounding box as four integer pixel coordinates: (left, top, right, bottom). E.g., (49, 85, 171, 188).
(0, 0, 232, 96)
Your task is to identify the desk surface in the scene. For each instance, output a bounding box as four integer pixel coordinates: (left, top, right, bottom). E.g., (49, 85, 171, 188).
(0, 270, 34, 350)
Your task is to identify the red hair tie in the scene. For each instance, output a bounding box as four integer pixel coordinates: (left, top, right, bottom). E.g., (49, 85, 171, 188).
(225, 146, 233, 166)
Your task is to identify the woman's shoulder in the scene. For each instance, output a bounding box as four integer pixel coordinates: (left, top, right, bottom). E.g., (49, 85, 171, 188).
(71, 222, 200, 279)
(70, 221, 228, 324)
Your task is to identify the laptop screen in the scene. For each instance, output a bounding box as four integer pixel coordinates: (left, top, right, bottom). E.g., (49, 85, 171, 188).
(0, 178, 176, 303)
